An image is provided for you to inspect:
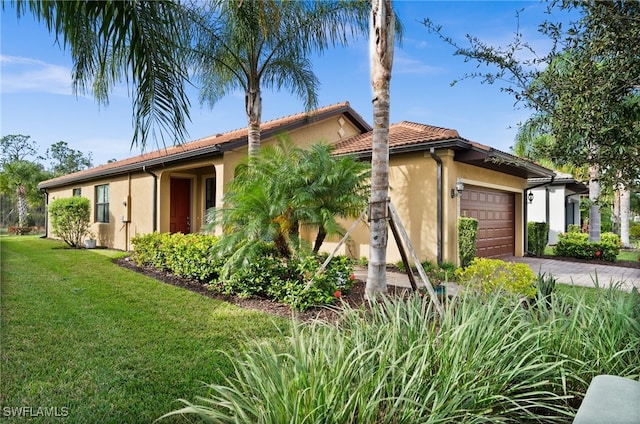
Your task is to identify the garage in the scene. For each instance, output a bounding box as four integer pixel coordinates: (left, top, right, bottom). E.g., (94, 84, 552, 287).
(460, 186, 515, 258)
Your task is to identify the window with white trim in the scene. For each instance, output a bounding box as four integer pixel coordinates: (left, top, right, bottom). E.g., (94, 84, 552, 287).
(95, 184, 109, 223)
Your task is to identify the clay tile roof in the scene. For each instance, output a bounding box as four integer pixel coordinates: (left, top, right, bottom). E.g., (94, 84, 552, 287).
(332, 121, 463, 155)
(39, 101, 370, 189)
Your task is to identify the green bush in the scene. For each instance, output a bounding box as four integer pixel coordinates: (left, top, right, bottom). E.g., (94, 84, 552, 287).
(458, 217, 478, 267)
(164, 233, 221, 281)
(527, 221, 549, 256)
(48, 197, 91, 248)
(131, 232, 173, 269)
(132, 232, 354, 311)
(630, 223, 640, 239)
(214, 253, 355, 311)
(554, 231, 621, 262)
(567, 224, 582, 233)
(455, 257, 537, 298)
(131, 232, 221, 281)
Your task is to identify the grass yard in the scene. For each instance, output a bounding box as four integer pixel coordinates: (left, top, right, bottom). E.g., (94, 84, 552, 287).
(0, 236, 290, 423)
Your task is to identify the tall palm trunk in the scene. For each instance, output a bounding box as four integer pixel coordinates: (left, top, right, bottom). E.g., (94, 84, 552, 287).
(16, 185, 28, 228)
(366, 0, 394, 300)
(588, 165, 601, 242)
(246, 86, 262, 159)
(620, 186, 630, 247)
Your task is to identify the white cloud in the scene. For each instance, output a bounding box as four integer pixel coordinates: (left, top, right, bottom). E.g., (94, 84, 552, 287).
(1, 55, 74, 95)
(393, 52, 445, 76)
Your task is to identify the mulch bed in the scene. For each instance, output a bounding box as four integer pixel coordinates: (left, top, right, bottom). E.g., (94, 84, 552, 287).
(114, 253, 639, 322)
(114, 257, 411, 323)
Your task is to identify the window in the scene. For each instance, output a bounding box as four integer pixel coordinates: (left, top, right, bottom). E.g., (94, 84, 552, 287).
(73, 188, 82, 197)
(205, 177, 216, 210)
(95, 184, 109, 223)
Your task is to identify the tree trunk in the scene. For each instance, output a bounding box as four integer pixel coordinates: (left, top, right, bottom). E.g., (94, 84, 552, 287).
(588, 165, 601, 242)
(16, 185, 27, 229)
(620, 186, 630, 247)
(613, 189, 620, 235)
(246, 87, 262, 159)
(366, 0, 394, 300)
(313, 226, 327, 254)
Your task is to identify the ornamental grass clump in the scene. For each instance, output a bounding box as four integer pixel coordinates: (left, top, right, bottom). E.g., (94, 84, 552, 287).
(165, 287, 640, 423)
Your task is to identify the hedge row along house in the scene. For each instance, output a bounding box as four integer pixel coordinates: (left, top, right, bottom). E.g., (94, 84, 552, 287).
(38, 102, 554, 265)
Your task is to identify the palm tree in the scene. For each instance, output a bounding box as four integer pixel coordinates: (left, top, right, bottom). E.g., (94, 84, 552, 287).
(190, 0, 368, 158)
(366, 0, 395, 299)
(205, 138, 369, 276)
(296, 144, 370, 253)
(0, 161, 48, 229)
(16, 1, 368, 155)
(14, 1, 193, 150)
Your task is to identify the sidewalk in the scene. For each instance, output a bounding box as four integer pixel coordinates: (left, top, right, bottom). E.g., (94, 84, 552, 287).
(509, 256, 640, 292)
(354, 257, 640, 294)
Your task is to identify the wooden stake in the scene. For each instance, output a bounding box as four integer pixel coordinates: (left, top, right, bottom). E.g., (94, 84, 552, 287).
(388, 202, 444, 317)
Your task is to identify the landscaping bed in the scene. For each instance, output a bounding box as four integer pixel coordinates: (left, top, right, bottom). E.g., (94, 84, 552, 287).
(114, 257, 411, 323)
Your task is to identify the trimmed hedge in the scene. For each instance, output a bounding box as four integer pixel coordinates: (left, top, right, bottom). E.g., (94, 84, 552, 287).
(527, 221, 549, 256)
(554, 231, 621, 262)
(48, 197, 91, 248)
(458, 217, 478, 267)
(130, 232, 355, 311)
(132, 232, 222, 281)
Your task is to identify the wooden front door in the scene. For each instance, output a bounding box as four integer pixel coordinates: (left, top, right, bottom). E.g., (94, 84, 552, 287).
(170, 178, 191, 234)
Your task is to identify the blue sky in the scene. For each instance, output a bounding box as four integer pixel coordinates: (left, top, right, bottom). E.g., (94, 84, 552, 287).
(1, 1, 562, 166)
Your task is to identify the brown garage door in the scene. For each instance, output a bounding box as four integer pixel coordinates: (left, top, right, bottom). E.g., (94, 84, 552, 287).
(460, 186, 514, 258)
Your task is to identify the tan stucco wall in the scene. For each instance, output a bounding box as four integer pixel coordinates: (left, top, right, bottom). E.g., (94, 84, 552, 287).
(323, 148, 528, 265)
(45, 114, 364, 251)
(46, 172, 152, 251)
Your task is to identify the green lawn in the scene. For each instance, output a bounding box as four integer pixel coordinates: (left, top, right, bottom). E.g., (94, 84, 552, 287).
(0, 236, 290, 423)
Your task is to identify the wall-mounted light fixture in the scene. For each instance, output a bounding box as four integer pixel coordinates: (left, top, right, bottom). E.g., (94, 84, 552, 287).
(451, 178, 464, 198)
(528, 191, 534, 204)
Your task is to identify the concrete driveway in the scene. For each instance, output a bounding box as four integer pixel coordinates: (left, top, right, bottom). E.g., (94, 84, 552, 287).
(509, 256, 640, 293)
(355, 257, 640, 294)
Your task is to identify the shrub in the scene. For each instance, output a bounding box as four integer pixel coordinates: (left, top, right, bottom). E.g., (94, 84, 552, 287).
(458, 217, 478, 267)
(527, 221, 549, 256)
(212, 252, 355, 311)
(455, 257, 537, 298)
(630, 223, 640, 239)
(554, 231, 620, 262)
(163, 233, 221, 281)
(48, 197, 91, 248)
(132, 232, 221, 281)
(131, 232, 173, 269)
(567, 224, 582, 233)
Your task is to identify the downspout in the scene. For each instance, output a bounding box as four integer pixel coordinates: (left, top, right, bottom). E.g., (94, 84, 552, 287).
(524, 175, 555, 256)
(39, 188, 48, 239)
(429, 148, 443, 265)
(143, 166, 158, 232)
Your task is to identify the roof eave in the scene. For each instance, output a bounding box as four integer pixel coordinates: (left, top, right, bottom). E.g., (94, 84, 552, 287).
(38, 145, 223, 190)
(455, 146, 555, 179)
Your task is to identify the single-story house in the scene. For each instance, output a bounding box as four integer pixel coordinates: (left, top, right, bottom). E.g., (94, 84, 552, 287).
(526, 171, 588, 245)
(39, 102, 554, 265)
